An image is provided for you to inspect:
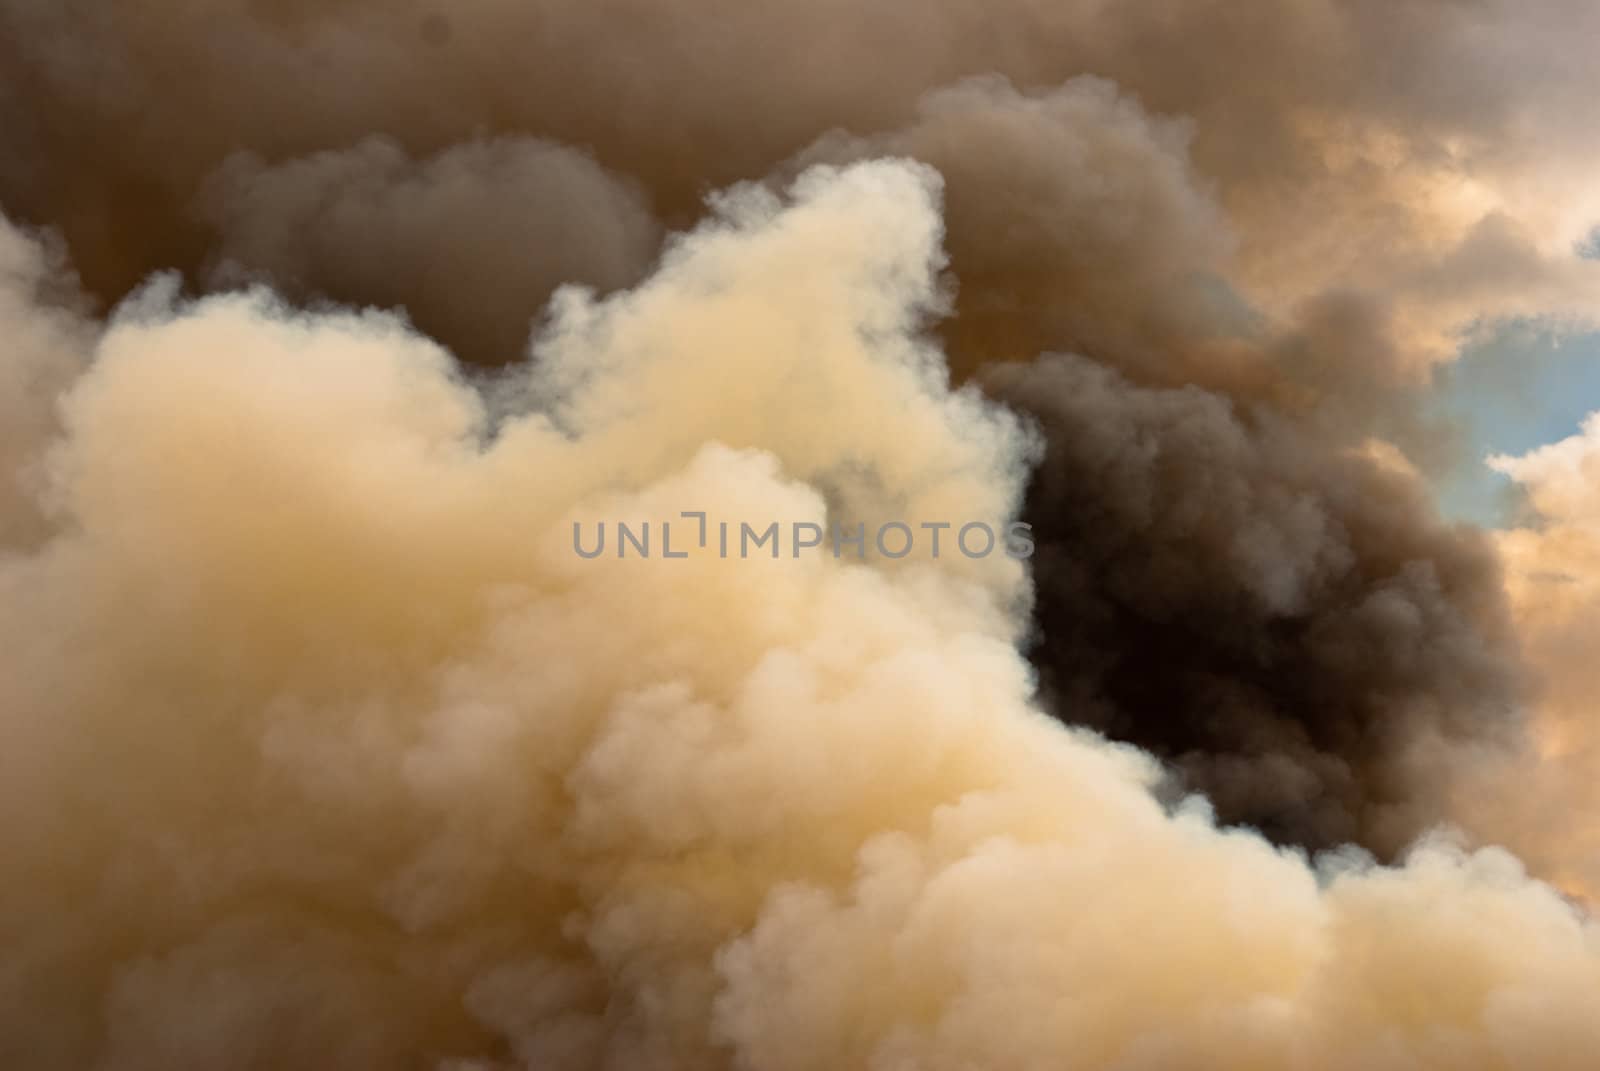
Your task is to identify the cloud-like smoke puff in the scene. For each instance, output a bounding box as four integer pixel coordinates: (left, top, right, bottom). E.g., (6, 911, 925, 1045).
(3, 0, 1585, 862)
(4, 159, 1600, 1071)
(1439, 422, 1600, 900)
(197, 137, 661, 366)
(0, 217, 94, 548)
(986, 355, 1521, 852)
(788, 76, 1237, 382)
(4, 0, 1599, 371)
(784, 73, 1530, 851)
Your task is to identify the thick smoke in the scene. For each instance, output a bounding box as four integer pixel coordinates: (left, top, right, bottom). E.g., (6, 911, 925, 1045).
(8, 1, 1591, 856)
(5, 163, 1600, 1070)
(4, 0, 1599, 373)
(772, 71, 1534, 852)
(197, 137, 660, 366)
(986, 356, 1520, 852)
(5, 2, 1600, 1058)
(0, 218, 95, 548)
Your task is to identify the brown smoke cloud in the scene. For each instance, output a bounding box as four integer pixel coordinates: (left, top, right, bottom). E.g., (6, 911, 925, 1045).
(985, 354, 1521, 852)
(5, 0, 1600, 1060)
(196, 137, 661, 366)
(785, 74, 1532, 849)
(4, 0, 1599, 373)
(10, 0, 1596, 857)
(5, 165, 1600, 1069)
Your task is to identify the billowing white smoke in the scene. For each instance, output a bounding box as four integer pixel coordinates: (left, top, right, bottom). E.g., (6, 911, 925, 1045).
(2, 162, 1598, 1070)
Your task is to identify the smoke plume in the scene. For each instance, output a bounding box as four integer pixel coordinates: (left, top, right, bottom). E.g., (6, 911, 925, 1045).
(196, 136, 660, 367)
(9, 0, 1596, 852)
(986, 355, 1521, 852)
(5, 1, 1600, 1063)
(4, 1, 1599, 371)
(4, 163, 1600, 1070)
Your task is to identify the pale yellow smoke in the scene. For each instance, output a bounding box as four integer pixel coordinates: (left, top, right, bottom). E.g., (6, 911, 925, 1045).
(1447, 420, 1600, 901)
(3, 162, 1599, 1070)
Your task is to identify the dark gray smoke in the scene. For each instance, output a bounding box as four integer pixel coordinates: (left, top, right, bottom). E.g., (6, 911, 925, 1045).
(197, 137, 660, 366)
(3, 1, 1597, 372)
(987, 354, 1523, 852)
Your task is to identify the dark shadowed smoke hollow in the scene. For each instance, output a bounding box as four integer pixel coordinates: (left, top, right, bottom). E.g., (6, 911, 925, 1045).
(5, 0, 1597, 857)
(984, 356, 1520, 851)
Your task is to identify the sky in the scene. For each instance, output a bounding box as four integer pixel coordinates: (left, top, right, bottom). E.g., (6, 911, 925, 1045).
(1435, 328, 1600, 525)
